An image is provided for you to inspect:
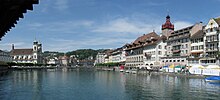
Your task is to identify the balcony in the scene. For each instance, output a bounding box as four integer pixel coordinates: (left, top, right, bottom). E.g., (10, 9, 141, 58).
(168, 34, 190, 41)
(206, 48, 218, 52)
(205, 39, 218, 43)
(172, 42, 181, 46)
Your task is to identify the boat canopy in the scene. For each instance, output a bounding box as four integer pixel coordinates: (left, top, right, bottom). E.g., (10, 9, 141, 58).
(206, 65, 220, 69)
(190, 64, 205, 69)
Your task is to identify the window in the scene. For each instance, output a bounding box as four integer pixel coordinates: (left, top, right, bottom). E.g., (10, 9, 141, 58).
(185, 44, 188, 48)
(210, 28, 213, 32)
(186, 50, 188, 54)
(199, 45, 204, 50)
(158, 45, 162, 49)
(158, 51, 162, 55)
(195, 46, 198, 50)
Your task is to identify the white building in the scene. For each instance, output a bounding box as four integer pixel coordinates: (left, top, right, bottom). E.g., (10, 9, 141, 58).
(10, 40, 43, 64)
(201, 17, 220, 65)
(59, 55, 69, 66)
(47, 57, 59, 65)
(95, 53, 105, 64)
(110, 47, 126, 64)
(143, 35, 167, 67)
(0, 50, 12, 62)
(188, 23, 204, 66)
(125, 32, 158, 68)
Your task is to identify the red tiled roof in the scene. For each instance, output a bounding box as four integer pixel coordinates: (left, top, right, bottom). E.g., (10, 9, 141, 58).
(11, 49, 33, 55)
(133, 32, 159, 44)
(125, 32, 167, 50)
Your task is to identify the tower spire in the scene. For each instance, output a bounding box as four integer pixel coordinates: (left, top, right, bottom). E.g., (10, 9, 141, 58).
(161, 14, 174, 38)
(162, 14, 174, 30)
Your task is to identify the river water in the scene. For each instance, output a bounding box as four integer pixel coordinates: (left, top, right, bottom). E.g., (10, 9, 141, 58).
(0, 69, 219, 100)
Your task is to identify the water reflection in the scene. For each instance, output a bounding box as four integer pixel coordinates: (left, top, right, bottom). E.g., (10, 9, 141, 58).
(123, 74, 220, 100)
(0, 70, 220, 100)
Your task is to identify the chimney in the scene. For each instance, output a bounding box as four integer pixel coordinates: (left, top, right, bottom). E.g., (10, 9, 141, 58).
(12, 44, 14, 50)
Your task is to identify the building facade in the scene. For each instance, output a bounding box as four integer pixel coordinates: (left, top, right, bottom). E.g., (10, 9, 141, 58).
(187, 28, 205, 66)
(0, 50, 12, 62)
(143, 35, 167, 67)
(10, 40, 43, 64)
(110, 47, 126, 64)
(95, 53, 105, 64)
(162, 25, 193, 66)
(125, 32, 159, 68)
(201, 17, 220, 65)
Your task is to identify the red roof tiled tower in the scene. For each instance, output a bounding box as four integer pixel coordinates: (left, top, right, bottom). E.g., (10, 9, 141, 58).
(162, 15, 174, 30)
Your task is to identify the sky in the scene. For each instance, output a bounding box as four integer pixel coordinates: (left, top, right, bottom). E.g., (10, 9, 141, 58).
(1, 0, 220, 52)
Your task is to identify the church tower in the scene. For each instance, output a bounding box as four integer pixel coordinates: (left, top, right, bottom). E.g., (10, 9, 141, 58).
(162, 15, 174, 37)
(33, 40, 42, 64)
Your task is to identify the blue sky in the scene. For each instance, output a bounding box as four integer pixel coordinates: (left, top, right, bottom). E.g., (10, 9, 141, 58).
(1, 0, 220, 52)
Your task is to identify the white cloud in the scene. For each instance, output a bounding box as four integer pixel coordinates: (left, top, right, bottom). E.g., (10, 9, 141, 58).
(93, 18, 161, 34)
(174, 21, 193, 30)
(54, 0, 69, 11)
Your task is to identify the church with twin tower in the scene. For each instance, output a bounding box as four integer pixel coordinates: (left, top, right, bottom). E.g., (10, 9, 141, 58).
(10, 40, 43, 64)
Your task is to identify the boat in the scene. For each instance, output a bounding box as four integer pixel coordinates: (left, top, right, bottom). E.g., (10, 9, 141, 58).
(125, 70, 131, 73)
(119, 69, 124, 72)
(131, 69, 137, 74)
(205, 76, 220, 83)
(119, 65, 125, 72)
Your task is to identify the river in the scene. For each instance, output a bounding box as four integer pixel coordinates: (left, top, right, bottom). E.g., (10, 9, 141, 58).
(0, 69, 219, 100)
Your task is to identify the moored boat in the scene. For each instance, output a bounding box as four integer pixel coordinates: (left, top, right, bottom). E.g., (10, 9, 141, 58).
(205, 76, 220, 83)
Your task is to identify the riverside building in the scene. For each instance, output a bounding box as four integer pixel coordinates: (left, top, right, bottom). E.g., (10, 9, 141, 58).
(142, 33, 167, 67)
(188, 23, 204, 66)
(125, 15, 173, 68)
(95, 52, 105, 64)
(162, 22, 204, 67)
(10, 40, 43, 64)
(200, 17, 220, 65)
(0, 50, 12, 63)
(110, 47, 126, 64)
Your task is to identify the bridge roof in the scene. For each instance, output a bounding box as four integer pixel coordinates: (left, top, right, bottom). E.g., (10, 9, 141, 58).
(0, 0, 39, 40)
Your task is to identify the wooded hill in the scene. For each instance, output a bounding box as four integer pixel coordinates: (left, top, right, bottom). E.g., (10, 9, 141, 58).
(66, 49, 109, 60)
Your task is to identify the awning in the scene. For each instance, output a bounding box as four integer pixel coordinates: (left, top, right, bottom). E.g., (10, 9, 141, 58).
(175, 65, 181, 68)
(163, 65, 168, 68)
(206, 65, 220, 69)
(191, 51, 203, 54)
(190, 64, 205, 69)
